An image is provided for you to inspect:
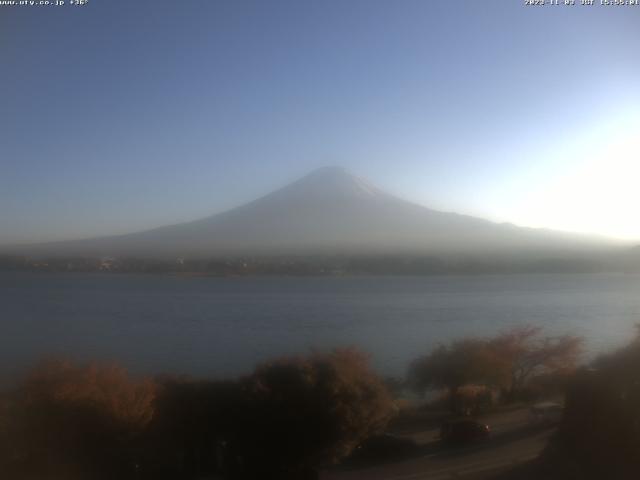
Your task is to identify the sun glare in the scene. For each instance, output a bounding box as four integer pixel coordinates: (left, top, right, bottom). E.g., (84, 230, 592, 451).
(515, 113, 640, 241)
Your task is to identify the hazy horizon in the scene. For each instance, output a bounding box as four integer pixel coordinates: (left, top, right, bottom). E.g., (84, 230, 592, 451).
(1, 165, 634, 248)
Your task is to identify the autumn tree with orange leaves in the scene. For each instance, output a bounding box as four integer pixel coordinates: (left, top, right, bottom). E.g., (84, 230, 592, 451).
(10, 359, 156, 479)
(408, 339, 505, 412)
(489, 326, 583, 400)
(408, 327, 583, 408)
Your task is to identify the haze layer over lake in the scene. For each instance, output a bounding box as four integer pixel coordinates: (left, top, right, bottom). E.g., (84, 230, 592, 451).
(2, 272, 639, 382)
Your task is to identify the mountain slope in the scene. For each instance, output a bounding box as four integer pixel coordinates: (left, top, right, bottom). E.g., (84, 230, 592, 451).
(6, 167, 616, 258)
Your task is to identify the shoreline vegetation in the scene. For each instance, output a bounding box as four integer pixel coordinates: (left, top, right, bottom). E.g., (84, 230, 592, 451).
(1, 251, 639, 276)
(5, 324, 631, 480)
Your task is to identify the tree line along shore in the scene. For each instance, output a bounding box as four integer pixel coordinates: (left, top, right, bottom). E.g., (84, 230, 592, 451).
(2, 252, 638, 275)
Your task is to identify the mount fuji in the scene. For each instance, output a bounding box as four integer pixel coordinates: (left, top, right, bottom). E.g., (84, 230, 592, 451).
(7, 167, 614, 258)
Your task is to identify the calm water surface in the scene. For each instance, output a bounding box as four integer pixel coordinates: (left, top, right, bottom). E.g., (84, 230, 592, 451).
(2, 272, 640, 381)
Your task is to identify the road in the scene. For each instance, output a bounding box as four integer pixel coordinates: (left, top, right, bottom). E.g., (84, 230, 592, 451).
(321, 408, 554, 480)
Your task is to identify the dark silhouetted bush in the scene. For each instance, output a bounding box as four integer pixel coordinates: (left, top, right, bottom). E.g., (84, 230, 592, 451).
(139, 376, 242, 479)
(544, 334, 640, 480)
(230, 348, 394, 478)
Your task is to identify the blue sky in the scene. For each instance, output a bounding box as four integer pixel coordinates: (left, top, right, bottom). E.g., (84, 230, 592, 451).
(2, 0, 639, 244)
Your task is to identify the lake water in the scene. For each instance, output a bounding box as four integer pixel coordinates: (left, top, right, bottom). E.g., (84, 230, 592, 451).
(1, 272, 640, 382)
